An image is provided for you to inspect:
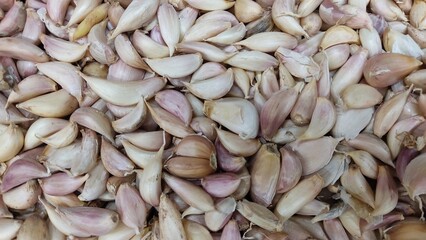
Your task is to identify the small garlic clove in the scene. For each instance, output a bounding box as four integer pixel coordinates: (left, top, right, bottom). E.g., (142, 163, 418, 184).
(274, 174, 324, 221)
(215, 127, 261, 157)
(163, 172, 215, 212)
(323, 219, 350, 240)
(184, 68, 234, 100)
(101, 138, 134, 177)
(204, 197, 236, 231)
(157, 3, 180, 56)
(121, 140, 159, 168)
(184, 0, 235, 10)
(298, 97, 336, 141)
(78, 161, 108, 201)
(155, 89, 193, 126)
(276, 146, 302, 193)
(320, 25, 360, 50)
(201, 173, 241, 198)
(250, 143, 280, 206)
(0, 1, 25, 37)
(70, 129, 99, 176)
(159, 193, 187, 240)
(117, 130, 170, 151)
(272, 0, 309, 38)
(70, 107, 115, 143)
(88, 20, 118, 65)
(341, 164, 375, 208)
(288, 136, 341, 175)
(373, 87, 412, 138)
(215, 138, 246, 172)
(16, 215, 48, 240)
(66, 0, 102, 27)
(234, 0, 264, 23)
(145, 53, 203, 78)
(178, 7, 199, 40)
(339, 208, 362, 239)
(0, 37, 49, 62)
(205, 98, 259, 139)
(40, 197, 120, 237)
(347, 150, 379, 179)
(115, 34, 152, 72)
(39, 172, 88, 196)
(402, 153, 426, 199)
(132, 30, 169, 59)
(109, 0, 159, 40)
(290, 79, 318, 125)
(297, 199, 329, 216)
(165, 156, 215, 178)
(16, 89, 79, 118)
(138, 142, 164, 206)
(2, 180, 41, 210)
(364, 53, 422, 88)
(177, 41, 235, 62)
(206, 23, 247, 45)
(37, 122, 78, 148)
(220, 220, 241, 240)
(371, 165, 398, 216)
(116, 183, 147, 234)
(275, 47, 320, 80)
(40, 34, 89, 63)
(341, 83, 384, 109)
(224, 51, 279, 72)
(237, 199, 282, 232)
(112, 98, 147, 133)
(0, 124, 24, 163)
(72, 2, 109, 41)
(46, 0, 70, 24)
(0, 219, 22, 240)
(1, 159, 50, 193)
(22, 8, 45, 45)
(260, 87, 299, 140)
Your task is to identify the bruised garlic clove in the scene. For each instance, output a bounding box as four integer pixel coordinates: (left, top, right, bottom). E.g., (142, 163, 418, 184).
(145, 54, 203, 79)
(116, 183, 147, 234)
(40, 34, 89, 63)
(39, 172, 88, 196)
(2, 180, 41, 210)
(70, 107, 115, 142)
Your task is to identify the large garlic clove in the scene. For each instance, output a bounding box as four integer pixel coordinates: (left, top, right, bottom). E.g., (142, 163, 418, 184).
(145, 54, 203, 78)
(40, 34, 89, 63)
(70, 107, 115, 143)
(159, 193, 187, 240)
(341, 164, 375, 208)
(237, 199, 282, 232)
(116, 183, 147, 234)
(0, 124, 24, 163)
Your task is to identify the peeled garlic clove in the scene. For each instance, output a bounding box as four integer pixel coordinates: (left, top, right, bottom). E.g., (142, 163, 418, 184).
(101, 138, 134, 177)
(109, 0, 159, 40)
(117, 130, 170, 151)
(290, 79, 318, 125)
(0, 1, 25, 37)
(289, 136, 341, 175)
(298, 97, 336, 141)
(237, 199, 282, 232)
(215, 127, 261, 157)
(78, 161, 108, 201)
(1, 159, 50, 193)
(224, 51, 279, 72)
(0, 37, 49, 62)
(364, 53, 422, 88)
(235, 31, 298, 53)
(39, 172, 88, 196)
(0, 124, 24, 163)
(184, 0, 235, 10)
(201, 173, 240, 198)
(116, 183, 147, 234)
(157, 3, 179, 56)
(38, 122, 78, 148)
(250, 143, 280, 206)
(387, 115, 424, 159)
(155, 89, 193, 126)
(204, 197, 236, 231)
(341, 164, 375, 208)
(145, 54, 203, 78)
(320, 25, 360, 50)
(373, 87, 412, 138)
(159, 193, 187, 240)
(261, 88, 298, 140)
(341, 83, 384, 109)
(163, 172, 215, 212)
(347, 150, 379, 179)
(2, 180, 41, 210)
(276, 147, 302, 193)
(73, 2, 109, 40)
(403, 153, 426, 199)
(70, 107, 115, 143)
(40, 198, 120, 237)
(146, 100, 195, 138)
(17, 89, 79, 118)
(17, 215, 48, 240)
(184, 68, 234, 100)
(0, 219, 22, 240)
(66, 0, 102, 27)
(40, 34, 89, 63)
(183, 220, 213, 240)
(331, 106, 374, 140)
(205, 98, 259, 139)
(112, 98, 147, 133)
(234, 0, 263, 23)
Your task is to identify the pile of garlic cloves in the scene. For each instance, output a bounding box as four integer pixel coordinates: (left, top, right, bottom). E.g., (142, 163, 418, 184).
(2, 0, 426, 239)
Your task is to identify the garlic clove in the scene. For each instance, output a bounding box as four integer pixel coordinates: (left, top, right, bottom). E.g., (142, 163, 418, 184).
(184, 0, 235, 10)
(323, 219, 350, 240)
(159, 193, 187, 240)
(184, 68, 234, 100)
(121, 140, 160, 169)
(215, 139, 246, 172)
(205, 98, 259, 139)
(201, 173, 241, 198)
(371, 165, 398, 216)
(16, 215, 48, 240)
(298, 97, 336, 141)
(165, 156, 215, 179)
(276, 146, 302, 193)
(70, 129, 99, 176)
(332, 106, 374, 140)
(204, 197, 236, 231)
(1, 159, 50, 193)
(224, 51, 279, 72)
(276, 46, 320, 80)
(339, 208, 362, 239)
(40, 34, 89, 63)
(234, 0, 264, 23)
(175, 135, 215, 159)
(46, 0, 70, 24)
(145, 53, 203, 79)
(155, 89, 193, 126)
(106, 174, 136, 195)
(176, 41, 236, 62)
(3, 180, 41, 210)
(22, 8, 45, 45)
(132, 30, 171, 59)
(297, 199, 329, 216)
(347, 132, 394, 167)
(290, 79, 318, 125)
(320, 25, 360, 50)
(0, 124, 24, 163)
(341, 164, 375, 208)
(117, 130, 170, 151)
(112, 98, 147, 133)
(70, 107, 115, 143)
(38, 122, 78, 148)
(387, 115, 424, 159)
(220, 220, 241, 240)
(66, 0, 102, 27)
(0, 1, 25, 37)
(206, 23, 247, 45)
(78, 161, 108, 201)
(0, 219, 22, 240)
(272, 0, 309, 38)
(347, 150, 379, 179)
(101, 138, 134, 177)
(39, 172, 88, 196)
(88, 20, 118, 65)
(215, 127, 261, 157)
(157, 3, 180, 56)
(72, 2, 109, 41)
(116, 183, 147, 234)
(341, 83, 384, 109)
(237, 199, 282, 232)
(183, 220, 213, 240)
